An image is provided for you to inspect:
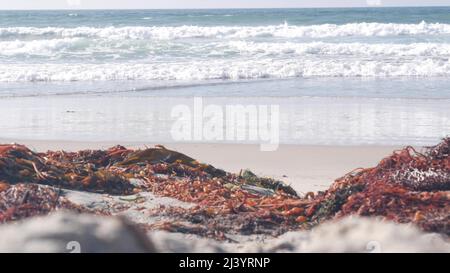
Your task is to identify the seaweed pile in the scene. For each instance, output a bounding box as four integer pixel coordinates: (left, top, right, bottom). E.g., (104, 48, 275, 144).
(0, 144, 300, 233)
(0, 139, 449, 238)
(148, 139, 450, 237)
(305, 139, 450, 234)
(0, 144, 133, 195)
(0, 183, 89, 223)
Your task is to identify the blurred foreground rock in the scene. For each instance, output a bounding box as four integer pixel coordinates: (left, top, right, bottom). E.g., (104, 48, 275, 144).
(0, 211, 154, 253)
(150, 216, 450, 253)
(244, 217, 450, 253)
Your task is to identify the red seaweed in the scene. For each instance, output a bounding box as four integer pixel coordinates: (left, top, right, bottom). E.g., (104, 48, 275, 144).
(0, 139, 448, 237)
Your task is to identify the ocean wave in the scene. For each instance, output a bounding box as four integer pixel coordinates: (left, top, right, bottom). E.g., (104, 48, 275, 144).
(227, 41, 450, 57)
(1, 59, 449, 82)
(2, 38, 450, 59)
(0, 38, 84, 56)
(1, 21, 450, 40)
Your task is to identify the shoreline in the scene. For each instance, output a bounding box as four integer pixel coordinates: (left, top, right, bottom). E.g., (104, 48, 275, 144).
(0, 138, 402, 193)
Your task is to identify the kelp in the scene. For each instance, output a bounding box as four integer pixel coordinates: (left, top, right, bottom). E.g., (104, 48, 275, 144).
(0, 144, 133, 195)
(0, 139, 449, 237)
(118, 145, 227, 178)
(304, 140, 450, 235)
(240, 169, 298, 197)
(0, 183, 90, 223)
(148, 205, 292, 240)
(0, 144, 298, 224)
(148, 139, 449, 237)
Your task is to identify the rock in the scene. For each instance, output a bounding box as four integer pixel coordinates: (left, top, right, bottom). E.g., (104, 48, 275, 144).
(0, 211, 155, 253)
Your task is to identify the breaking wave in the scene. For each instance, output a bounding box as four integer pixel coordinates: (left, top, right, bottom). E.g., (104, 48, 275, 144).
(2, 39, 450, 59)
(226, 41, 450, 57)
(1, 58, 450, 82)
(1, 21, 450, 40)
(2, 21, 450, 82)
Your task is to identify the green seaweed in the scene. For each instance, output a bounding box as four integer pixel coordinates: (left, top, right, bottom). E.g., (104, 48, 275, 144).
(240, 169, 298, 197)
(313, 184, 365, 221)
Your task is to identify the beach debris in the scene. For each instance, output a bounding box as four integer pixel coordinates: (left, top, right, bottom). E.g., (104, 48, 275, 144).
(241, 184, 275, 197)
(0, 144, 134, 195)
(118, 145, 226, 178)
(119, 194, 146, 203)
(305, 139, 450, 235)
(0, 181, 9, 192)
(240, 169, 298, 197)
(147, 139, 450, 237)
(0, 144, 298, 225)
(0, 139, 448, 238)
(0, 183, 90, 223)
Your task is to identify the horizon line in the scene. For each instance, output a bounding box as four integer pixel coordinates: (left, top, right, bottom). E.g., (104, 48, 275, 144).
(1, 5, 450, 11)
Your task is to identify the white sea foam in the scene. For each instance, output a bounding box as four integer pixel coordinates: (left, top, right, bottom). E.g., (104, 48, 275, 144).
(1, 22, 450, 40)
(0, 38, 84, 56)
(227, 41, 450, 57)
(1, 58, 449, 82)
(2, 22, 450, 82)
(2, 38, 450, 60)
